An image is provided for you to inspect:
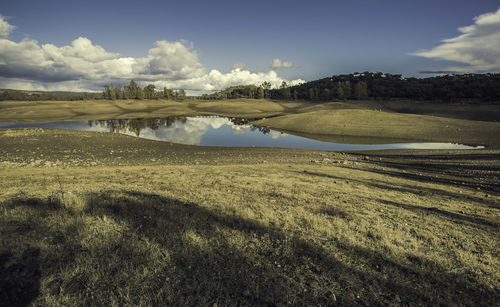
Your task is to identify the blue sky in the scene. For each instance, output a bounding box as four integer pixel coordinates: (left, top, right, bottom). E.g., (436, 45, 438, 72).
(1, 0, 499, 92)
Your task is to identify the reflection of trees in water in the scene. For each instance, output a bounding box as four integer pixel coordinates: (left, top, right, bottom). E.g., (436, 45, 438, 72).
(250, 126, 270, 134)
(89, 117, 270, 137)
(89, 117, 187, 136)
(229, 117, 270, 135)
(229, 117, 251, 126)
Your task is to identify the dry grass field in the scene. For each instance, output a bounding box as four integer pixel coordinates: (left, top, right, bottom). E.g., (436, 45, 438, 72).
(0, 127, 499, 306)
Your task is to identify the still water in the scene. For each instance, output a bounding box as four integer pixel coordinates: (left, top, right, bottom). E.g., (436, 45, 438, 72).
(0, 116, 483, 151)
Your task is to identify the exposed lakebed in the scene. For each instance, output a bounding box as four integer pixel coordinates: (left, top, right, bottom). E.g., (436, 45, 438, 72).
(0, 116, 484, 151)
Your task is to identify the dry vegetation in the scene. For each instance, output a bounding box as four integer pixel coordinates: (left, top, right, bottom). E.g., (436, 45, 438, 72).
(0, 128, 499, 306)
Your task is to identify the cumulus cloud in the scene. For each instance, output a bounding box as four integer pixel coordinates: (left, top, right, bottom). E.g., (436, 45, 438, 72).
(0, 16, 15, 38)
(150, 67, 304, 93)
(0, 17, 304, 93)
(142, 40, 205, 79)
(232, 63, 249, 71)
(270, 58, 293, 70)
(412, 7, 500, 73)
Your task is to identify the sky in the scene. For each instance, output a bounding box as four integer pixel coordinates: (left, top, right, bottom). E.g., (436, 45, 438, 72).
(0, 0, 500, 94)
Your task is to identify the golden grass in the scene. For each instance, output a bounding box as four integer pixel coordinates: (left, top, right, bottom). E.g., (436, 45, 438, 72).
(0, 99, 294, 123)
(0, 129, 499, 305)
(1, 98, 500, 305)
(253, 109, 500, 147)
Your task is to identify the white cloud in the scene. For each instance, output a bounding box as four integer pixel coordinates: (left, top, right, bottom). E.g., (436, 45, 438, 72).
(270, 58, 293, 70)
(232, 63, 249, 71)
(412, 7, 500, 73)
(150, 67, 304, 93)
(141, 40, 205, 79)
(0, 77, 97, 92)
(0, 18, 304, 93)
(269, 130, 285, 139)
(0, 16, 15, 38)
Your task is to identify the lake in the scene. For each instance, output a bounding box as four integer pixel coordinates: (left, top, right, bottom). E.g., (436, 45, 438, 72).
(0, 116, 484, 151)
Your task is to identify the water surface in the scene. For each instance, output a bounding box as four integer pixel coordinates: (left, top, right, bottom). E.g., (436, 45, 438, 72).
(0, 117, 484, 151)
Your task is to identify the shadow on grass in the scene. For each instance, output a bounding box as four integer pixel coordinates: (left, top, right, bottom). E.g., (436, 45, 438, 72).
(1, 191, 498, 305)
(349, 152, 500, 194)
(376, 198, 499, 228)
(300, 169, 500, 211)
(0, 248, 41, 307)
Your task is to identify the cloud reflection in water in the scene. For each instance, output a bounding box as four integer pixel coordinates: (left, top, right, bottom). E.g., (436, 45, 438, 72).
(1, 117, 483, 151)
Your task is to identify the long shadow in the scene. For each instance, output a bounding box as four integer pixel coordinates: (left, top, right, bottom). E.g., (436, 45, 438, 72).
(300, 169, 461, 199)
(347, 153, 500, 193)
(351, 152, 500, 162)
(1, 191, 499, 306)
(299, 170, 500, 223)
(377, 199, 498, 228)
(0, 248, 41, 307)
(300, 166, 500, 209)
(354, 164, 499, 208)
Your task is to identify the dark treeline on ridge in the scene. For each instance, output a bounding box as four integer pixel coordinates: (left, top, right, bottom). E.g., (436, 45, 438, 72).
(276, 72, 500, 102)
(1, 73, 500, 102)
(200, 73, 500, 102)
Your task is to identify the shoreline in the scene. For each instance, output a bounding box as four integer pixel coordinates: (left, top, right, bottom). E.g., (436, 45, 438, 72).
(1, 103, 499, 305)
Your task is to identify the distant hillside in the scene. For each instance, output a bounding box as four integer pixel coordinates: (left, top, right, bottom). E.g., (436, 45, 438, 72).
(274, 72, 500, 102)
(0, 89, 100, 101)
(3, 72, 500, 102)
(201, 73, 500, 103)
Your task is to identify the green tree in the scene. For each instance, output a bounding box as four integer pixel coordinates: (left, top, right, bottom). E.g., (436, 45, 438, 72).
(257, 86, 264, 99)
(136, 87, 144, 99)
(115, 84, 123, 99)
(103, 83, 118, 100)
(261, 81, 272, 98)
(320, 88, 331, 100)
(336, 81, 345, 100)
(144, 84, 156, 99)
(177, 89, 186, 100)
(353, 81, 368, 99)
(309, 88, 315, 100)
(163, 87, 174, 99)
(342, 81, 352, 99)
(280, 81, 291, 99)
(103, 85, 111, 100)
(124, 80, 140, 99)
(314, 88, 320, 100)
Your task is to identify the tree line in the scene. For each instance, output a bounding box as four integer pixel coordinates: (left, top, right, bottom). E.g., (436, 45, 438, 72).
(199, 72, 500, 103)
(1, 73, 499, 102)
(271, 72, 500, 102)
(102, 80, 187, 100)
(0, 80, 188, 101)
(0, 89, 101, 101)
